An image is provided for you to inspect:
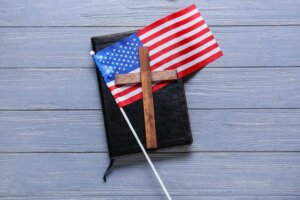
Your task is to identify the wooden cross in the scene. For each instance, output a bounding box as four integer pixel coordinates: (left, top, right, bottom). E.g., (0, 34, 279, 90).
(115, 47, 177, 149)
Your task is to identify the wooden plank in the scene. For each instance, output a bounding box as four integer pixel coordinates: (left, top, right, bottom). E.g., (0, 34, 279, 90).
(0, 26, 299, 68)
(0, 67, 300, 110)
(0, 153, 299, 196)
(115, 72, 141, 85)
(115, 70, 177, 85)
(0, 68, 101, 110)
(0, 0, 299, 26)
(139, 47, 157, 149)
(151, 70, 177, 82)
(1, 196, 299, 200)
(0, 109, 299, 153)
(184, 67, 300, 109)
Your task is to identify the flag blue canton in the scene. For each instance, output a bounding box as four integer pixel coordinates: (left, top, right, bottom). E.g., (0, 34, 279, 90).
(93, 33, 143, 83)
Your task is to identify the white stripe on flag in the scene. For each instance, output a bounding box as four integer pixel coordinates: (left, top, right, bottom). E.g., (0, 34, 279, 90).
(153, 39, 217, 71)
(115, 87, 142, 103)
(143, 16, 203, 47)
(177, 47, 221, 72)
(139, 8, 199, 40)
(150, 31, 212, 66)
(148, 23, 208, 56)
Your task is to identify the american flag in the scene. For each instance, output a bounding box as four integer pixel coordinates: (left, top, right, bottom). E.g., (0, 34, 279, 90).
(93, 4, 223, 107)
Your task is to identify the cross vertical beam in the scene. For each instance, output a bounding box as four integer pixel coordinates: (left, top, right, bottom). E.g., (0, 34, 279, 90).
(115, 47, 177, 149)
(139, 47, 157, 149)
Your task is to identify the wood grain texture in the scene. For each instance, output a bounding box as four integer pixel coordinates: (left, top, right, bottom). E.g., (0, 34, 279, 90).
(0, 26, 299, 68)
(139, 47, 157, 149)
(0, 153, 299, 196)
(150, 70, 177, 82)
(1, 197, 299, 200)
(0, 0, 299, 26)
(0, 68, 101, 110)
(0, 67, 299, 110)
(115, 72, 141, 85)
(0, 109, 299, 153)
(185, 67, 300, 109)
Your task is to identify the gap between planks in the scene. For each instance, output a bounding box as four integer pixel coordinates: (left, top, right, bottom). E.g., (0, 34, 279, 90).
(0, 151, 299, 154)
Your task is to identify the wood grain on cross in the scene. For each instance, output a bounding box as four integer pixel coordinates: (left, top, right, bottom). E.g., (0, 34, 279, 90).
(115, 47, 177, 149)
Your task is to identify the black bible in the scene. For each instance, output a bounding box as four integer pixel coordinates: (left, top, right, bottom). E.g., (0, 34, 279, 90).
(91, 31, 193, 180)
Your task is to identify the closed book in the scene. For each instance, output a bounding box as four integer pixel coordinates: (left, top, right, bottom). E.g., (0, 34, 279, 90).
(91, 31, 193, 180)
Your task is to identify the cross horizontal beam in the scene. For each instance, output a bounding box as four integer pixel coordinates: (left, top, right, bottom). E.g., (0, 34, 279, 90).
(114, 47, 179, 149)
(115, 70, 177, 85)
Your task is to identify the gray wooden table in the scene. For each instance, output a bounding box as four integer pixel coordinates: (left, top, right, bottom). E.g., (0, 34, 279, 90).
(0, 1, 300, 199)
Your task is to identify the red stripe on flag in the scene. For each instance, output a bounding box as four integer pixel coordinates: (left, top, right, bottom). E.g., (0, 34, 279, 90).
(113, 41, 220, 102)
(150, 35, 215, 71)
(105, 4, 223, 107)
(112, 84, 140, 99)
(117, 92, 143, 107)
(146, 20, 206, 51)
(155, 42, 220, 72)
(177, 51, 223, 78)
(116, 82, 171, 107)
(108, 84, 117, 91)
(137, 4, 197, 37)
(140, 12, 201, 44)
(149, 27, 211, 61)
